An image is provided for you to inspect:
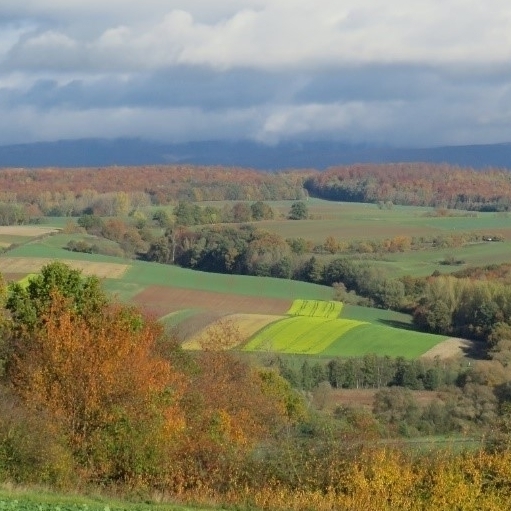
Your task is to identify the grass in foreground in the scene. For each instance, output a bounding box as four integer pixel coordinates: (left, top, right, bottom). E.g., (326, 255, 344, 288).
(0, 489, 214, 511)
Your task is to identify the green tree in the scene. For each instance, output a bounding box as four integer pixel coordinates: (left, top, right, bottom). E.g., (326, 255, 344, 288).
(6, 261, 107, 332)
(251, 201, 274, 221)
(288, 201, 308, 220)
(152, 209, 173, 228)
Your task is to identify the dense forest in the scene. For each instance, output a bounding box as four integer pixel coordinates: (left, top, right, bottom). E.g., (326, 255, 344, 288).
(305, 163, 511, 210)
(3, 162, 511, 222)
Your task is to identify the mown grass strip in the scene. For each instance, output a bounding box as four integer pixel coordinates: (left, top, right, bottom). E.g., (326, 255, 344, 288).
(321, 323, 448, 358)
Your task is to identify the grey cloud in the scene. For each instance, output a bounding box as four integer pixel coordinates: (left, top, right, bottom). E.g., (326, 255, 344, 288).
(1, 1, 511, 148)
(1, 67, 291, 110)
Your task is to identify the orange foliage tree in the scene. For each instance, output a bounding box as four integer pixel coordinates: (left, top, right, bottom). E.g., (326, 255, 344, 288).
(6, 287, 186, 486)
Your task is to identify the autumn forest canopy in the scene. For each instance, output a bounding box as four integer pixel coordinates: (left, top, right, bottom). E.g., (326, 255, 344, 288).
(2, 162, 511, 213)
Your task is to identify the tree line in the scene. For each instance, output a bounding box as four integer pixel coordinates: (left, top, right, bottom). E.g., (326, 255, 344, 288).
(305, 163, 511, 211)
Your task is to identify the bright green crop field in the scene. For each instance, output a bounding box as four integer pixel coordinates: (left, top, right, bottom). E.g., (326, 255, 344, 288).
(243, 299, 447, 358)
(243, 316, 365, 354)
(287, 299, 343, 318)
(243, 316, 445, 358)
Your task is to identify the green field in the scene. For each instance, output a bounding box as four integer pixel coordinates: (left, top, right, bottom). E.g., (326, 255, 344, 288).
(320, 323, 447, 358)
(243, 315, 446, 358)
(243, 298, 447, 357)
(10, 200, 511, 281)
(180, 199, 511, 277)
(1, 233, 333, 303)
(1, 233, 451, 359)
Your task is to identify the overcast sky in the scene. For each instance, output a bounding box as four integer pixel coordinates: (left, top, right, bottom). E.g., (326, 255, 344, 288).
(1, 0, 511, 147)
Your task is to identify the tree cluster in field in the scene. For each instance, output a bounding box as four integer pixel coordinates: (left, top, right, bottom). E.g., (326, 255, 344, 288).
(305, 163, 511, 211)
(278, 355, 462, 392)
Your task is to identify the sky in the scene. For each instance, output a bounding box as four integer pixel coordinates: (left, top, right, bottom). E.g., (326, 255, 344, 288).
(1, 0, 511, 148)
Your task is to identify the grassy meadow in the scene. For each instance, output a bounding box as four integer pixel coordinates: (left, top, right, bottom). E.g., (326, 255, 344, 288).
(0, 489, 208, 511)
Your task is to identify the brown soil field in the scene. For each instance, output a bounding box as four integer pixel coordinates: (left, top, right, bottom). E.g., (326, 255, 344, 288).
(1, 273, 26, 283)
(133, 285, 292, 318)
(0, 257, 130, 279)
(0, 226, 60, 236)
(169, 311, 224, 343)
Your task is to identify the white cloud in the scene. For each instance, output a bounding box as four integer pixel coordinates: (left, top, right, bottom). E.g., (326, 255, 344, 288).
(3, 1, 511, 73)
(1, 1, 511, 146)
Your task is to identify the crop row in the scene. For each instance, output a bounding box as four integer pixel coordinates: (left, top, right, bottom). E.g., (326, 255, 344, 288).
(286, 299, 343, 319)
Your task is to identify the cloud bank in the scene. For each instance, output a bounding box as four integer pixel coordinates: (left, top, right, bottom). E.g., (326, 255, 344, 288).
(1, 0, 511, 146)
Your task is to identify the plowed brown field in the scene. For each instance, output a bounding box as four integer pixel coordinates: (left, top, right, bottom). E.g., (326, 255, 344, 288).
(133, 285, 291, 318)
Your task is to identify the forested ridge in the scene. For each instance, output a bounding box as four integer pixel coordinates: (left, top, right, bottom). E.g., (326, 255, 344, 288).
(2, 162, 511, 217)
(305, 162, 511, 210)
(0, 165, 309, 206)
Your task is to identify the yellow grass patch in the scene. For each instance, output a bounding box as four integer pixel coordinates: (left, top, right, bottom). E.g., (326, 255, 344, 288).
(0, 226, 60, 236)
(182, 313, 282, 350)
(420, 337, 474, 359)
(0, 257, 130, 279)
(229, 313, 283, 340)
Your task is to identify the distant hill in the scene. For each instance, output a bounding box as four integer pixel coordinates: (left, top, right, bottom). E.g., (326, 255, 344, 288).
(1, 138, 511, 170)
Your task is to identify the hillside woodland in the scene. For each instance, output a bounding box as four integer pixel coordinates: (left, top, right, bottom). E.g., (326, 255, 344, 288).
(2, 162, 511, 216)
(305, 162, 511, 210)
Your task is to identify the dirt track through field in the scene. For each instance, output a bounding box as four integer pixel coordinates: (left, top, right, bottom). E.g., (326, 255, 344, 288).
(133, 285, 292, 318)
